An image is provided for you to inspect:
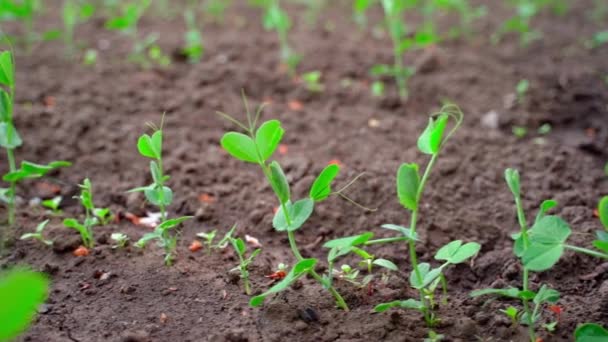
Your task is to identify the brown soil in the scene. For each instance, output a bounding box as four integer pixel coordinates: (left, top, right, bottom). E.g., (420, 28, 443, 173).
(1, 1, 607, 341)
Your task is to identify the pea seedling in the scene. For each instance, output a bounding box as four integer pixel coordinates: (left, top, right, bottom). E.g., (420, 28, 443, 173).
(373, 106, 481, 330)
(135, 216, 192, 265)
(63, 178, 98, 249)
(374, 0, 437, 100)
(516, 79, 529, 105)
(111, 232, 129, 248)
(93, 207, 113, 225)
(0, 0, 41, 51)
(228, 229, 261, 295)
(20, 219, 52, 246)
(300, 71, 324, 93)
(262, 0, 300, 74)
(492, 0, 542, 46)
(471, 169, 608, 342)
(218, 97, 370, 311)
(182, 1, 204, 63)
(0, 50, 71, 232)
(62, 0, 95, 55)
(197, 226, 234, 255)
(0, 268, 49, 341)
(41, 196, 62, 215)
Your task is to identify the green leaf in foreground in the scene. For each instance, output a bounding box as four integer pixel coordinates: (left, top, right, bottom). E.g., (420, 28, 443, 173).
(0, 268, 49, 340)
(523, 215, 571, 272)
(250, 258, 317, 307)
(575, 323, 608, 342)
(309, 164, 340, 202)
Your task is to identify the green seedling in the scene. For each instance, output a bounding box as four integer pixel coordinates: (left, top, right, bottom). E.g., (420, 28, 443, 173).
(353, 0, 375, 28)
(135, 216, 192, 265)
(262, 0, 300, 74)
(20, 219, 52, 246)
(587, 30, 608, 49)
(493, 0, 544, 46)
(203, 0, 232, 22)
(218, 96, 371, 311)
(537, 123, 551, 135)
(512, 126, 528, 138)
(516, 79, 529, 104)
(575, 323, 608, 341)
(0, 51, 71, 233)
(41, 196, 62, 215)
(83, 48, 97, 66)
(374, 0, 437, 100)
(501, 306, 519, 326)
(63, 178, 98, 248)
(62, 0, 95, 55)
(471, 169, 608, 342)
(93, 207, 113, 225)
(424, 330, 445, 342)
(371, 81, 385, 97)
(0, 0, 42, 51)
(229, 231, 261, 295)
(300, 71, 324, 92)
(111, 232, 129, 248)
(182, 2, 204, 63)
(373, 106, 481, 329)
(128, 118, 172, 221)
(197, 226, 235, 254)
(0, 267, 49, 340)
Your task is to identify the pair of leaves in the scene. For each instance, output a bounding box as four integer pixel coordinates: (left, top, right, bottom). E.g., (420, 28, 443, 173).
(137, 130, 162, 160)
(3, 161, 71, 183)
(435, 240, 481, 264)
(250, 258, 317, 307)
(63, 217, 95, 248)
(272, 199, 314, 232)
(409, 262, 445, 289)
(309, 164, 340, 202)
(129, 183, 173, 207)
(221, 120, 284, 164)
(0, 268, 49, 341)
(324, 232, 374, 262)
(522, 215, 571, 272)
(0, 121, 22, 149)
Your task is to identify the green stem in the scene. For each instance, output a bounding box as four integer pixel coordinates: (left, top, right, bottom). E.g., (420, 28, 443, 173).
(522, 268, 535, 342)
(6, 148, 16, 227)
(565, 245, 608, 259)
(513, 191, 534, 341)
(365, 236, 412, 245)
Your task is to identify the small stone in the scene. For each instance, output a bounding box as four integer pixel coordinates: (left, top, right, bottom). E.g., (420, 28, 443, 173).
(481, 110, 500, 129)
(120, 330, 150, 342)
(295, 320, 308, 331)
(37, 304, 51, 314)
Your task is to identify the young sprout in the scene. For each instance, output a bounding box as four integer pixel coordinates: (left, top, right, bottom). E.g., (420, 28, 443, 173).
(203, 0, 232, 22)
(374, 0, 437, 100)
(218, 96, 372, 311)
(63, 178, 98, 249)
(83, 49, 97, 66)
(111, 233, 129, 249)
(41, 196, 62, 215)
(0, 50, 71, 231)
(0, 268, 49, 341)
(182, 1, 204, 63)
(135, 216, 192, 265)
(371, 81, 385, 98)
(300, 71, 324, 93)
(93, 207, 113, 226)
(471, 170, 608, 342)
(492, 1, 542, 46)
(512, 126, 528, 138)
(501, 306, 519, 326)
(516, 79, 530, 104)
(62, 0, 95, 55)
(353, 0, 374, 28)
(20, 219, 53, 246)
(197, 230, 217, 254)
(262, 0, 300, 74)
(373, 106, 481, 329)
(228, 231, 261, 295)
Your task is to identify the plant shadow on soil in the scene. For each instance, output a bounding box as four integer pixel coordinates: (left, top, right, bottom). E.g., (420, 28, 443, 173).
(1, 1, 607, 341)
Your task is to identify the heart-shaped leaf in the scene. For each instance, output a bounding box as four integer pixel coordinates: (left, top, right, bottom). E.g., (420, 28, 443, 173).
(435, 240, 481, 264)
(137, 133, 160, 159)
(396, 163, 419, 211)
(255, 120, 284, 162)
(272, 198, 314, 232)
(221, 132, 259, 163)
(309, 164, 340, 202)
(523, 215, 571, 271)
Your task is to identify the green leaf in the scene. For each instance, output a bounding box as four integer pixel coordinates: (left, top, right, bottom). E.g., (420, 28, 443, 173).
(144, 186, 173, 206)
(0, 121, 22, 149)
(0, 51, 14, 87)
(135, 232, 160, 248)
(380, 224, 418, 241)
(535, 199, 558, 224)
(255, 120, 284, 162)
(470, 287, 530, 299)
(523, 216, 572, 271)
(409, 263, 444, 289)
(309, 164, 340, 202)
(232, 238, 246, 256)
(533, 285, 559, 304)
(417, 114, 448, 155)
(374, 299, 424, 313)
(0, 89, 11, 121)
(272, 198, 314, 232)
(505, 168, 520, 198)
(575, 323, 608, 342)
(268, 161, 290, 204)
(157, 216, 192, 231)
(137, 133, 159, 159)
(396, 163, 419, 211)
(323, 232, 373, 249)
(63, 218, 85, 231)
(250, 258, 317, 307)
(593, 240, 608, 253)
(220, 132, 259, 163)
(599, 196, 608, 230)
(0, 268, 49, 340)
(373, 258, 398, 271)
(435, 240, 481, 264)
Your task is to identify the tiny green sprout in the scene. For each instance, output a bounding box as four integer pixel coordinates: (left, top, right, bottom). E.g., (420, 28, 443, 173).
(111, 232, 129, 249)
(182, 4, 204, 63)
(20, 219, 53, 246)
(83, 49, 97, 66)
(41, 196, 62, 215)
(512, 126, 528, 138)
(374, 106, 480, 330)
(472, 169, 608, 342)
(500, 306, 519, 326)
(543, 321, 558, 332)
(424, 330, 445, 342)
(0, 268, 49, 341)
(575, 323, 608, 341)
(371, 81, 385, 98)
(62, 0, 95, 55)
(196, 230, 217, 254)
(516, 79, 530, 104)
(197, 226, 236, 254)
(537, 123, 551, 135)
(262, 0, 300, 74)
(63, 178, 98, 248)
(219, 95, 373, 311)
(229, 232, 261, 295)
(136, 216, 192, 265)
(300, 71, 324, 93)
(587, 30, 608, 49)
(203, 0, 232, 22)
(93, 207, 113, 226)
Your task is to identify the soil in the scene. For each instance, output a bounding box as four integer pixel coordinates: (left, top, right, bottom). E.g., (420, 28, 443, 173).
(1, 1, 608, 341)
